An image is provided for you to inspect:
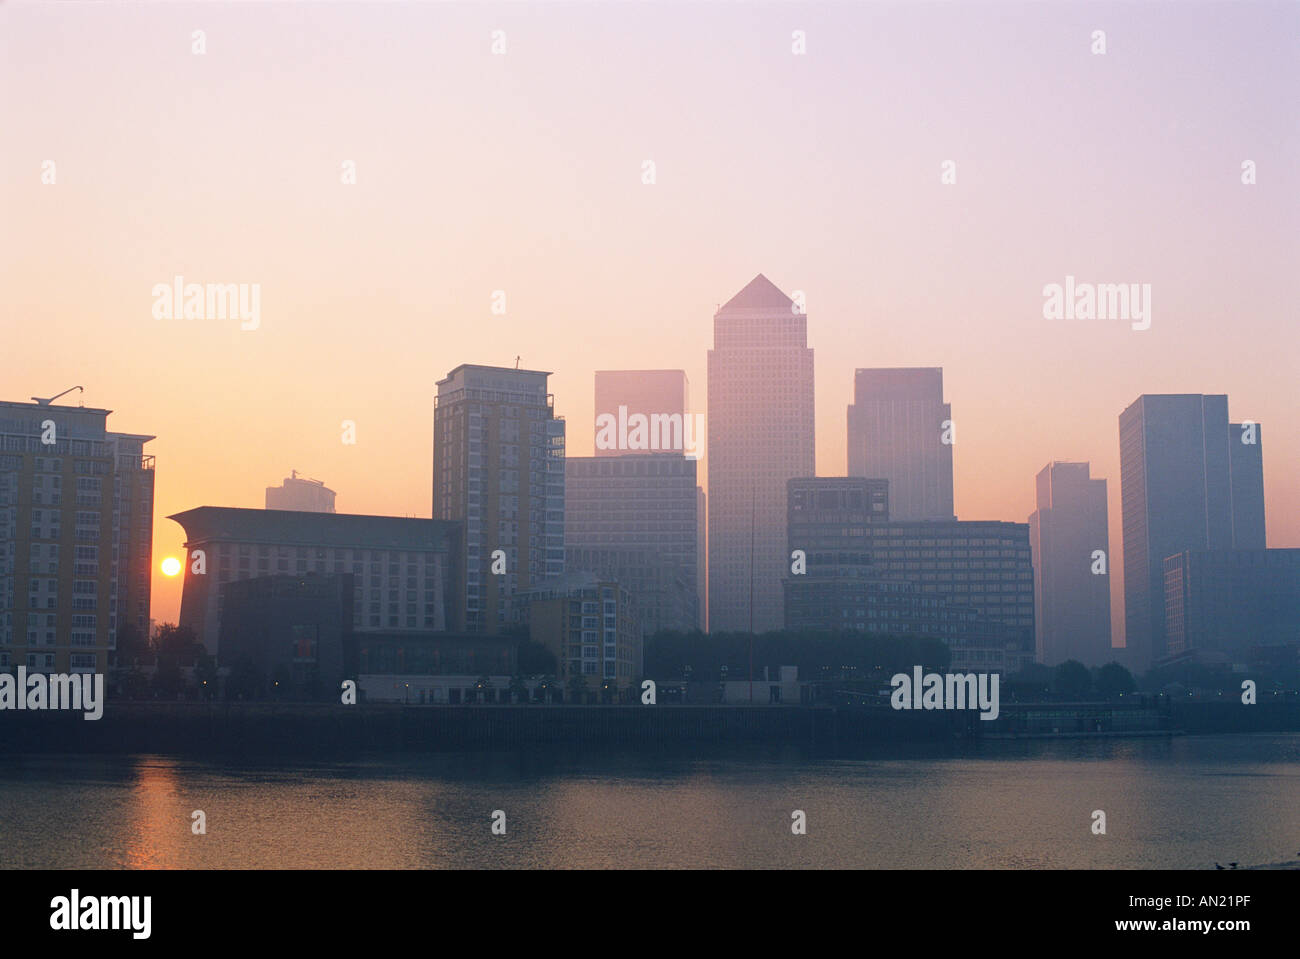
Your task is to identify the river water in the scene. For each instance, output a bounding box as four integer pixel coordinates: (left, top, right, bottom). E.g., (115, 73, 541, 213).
(2, 734, 1297, 869)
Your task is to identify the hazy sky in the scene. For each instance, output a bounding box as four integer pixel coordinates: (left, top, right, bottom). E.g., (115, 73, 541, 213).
(3, 1, 1296, 639)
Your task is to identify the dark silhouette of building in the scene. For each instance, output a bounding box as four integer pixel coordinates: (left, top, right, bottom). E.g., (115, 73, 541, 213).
(785, 476, 1034, 667)
(783, 564, 1031, 673)
(218, 573, 354, 697)
(1164, 549, 1299, 661)
(1119, 394, 1265, 668)
(354, 631, 518, 703)
(1029, 462, 1112, 666)
(169, 506, 459, 655)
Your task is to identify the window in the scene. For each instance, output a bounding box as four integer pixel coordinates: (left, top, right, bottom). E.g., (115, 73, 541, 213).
(290, 625, 318, 662)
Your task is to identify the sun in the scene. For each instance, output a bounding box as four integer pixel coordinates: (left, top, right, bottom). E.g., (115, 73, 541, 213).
(161, 557, 182, 577)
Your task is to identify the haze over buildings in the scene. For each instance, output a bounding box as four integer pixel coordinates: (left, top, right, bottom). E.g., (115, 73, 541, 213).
(847, 368, 955, 522)
(784, 474, 1035, 671)
(593, 370, 695, 458)
(1118, 394, 1266, 669)
(1164, 549, 1300, 662)
(0, 398, 155, 673)
(168, 506, 458, 654)
(707, 274, 815, 633)
(433, 364, 566, 633)
(585, 369, 706, 627)
(565, 453, 701, 634)
(266, 471, 336, 513)
(1029, 462, 1112, 667)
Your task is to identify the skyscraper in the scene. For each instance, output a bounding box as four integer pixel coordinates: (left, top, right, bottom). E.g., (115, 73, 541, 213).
(846, 368, 955, 521)
(1229, 422, 1266, 550)
(593, 370, 696, 458)
(433, 364, 565, 633)
(1118, 394, 1265, 669)
(0, 398, 154, 672)
(266, 471, 336, 513)
(585, 369, 704, 629)
(707, 274, 815, 633)
(1029, 462, 1112, 667)
(565, 453, 700, 633)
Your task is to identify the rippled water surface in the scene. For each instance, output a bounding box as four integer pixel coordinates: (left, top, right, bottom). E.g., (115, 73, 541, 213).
(3, 734, 1297, 869)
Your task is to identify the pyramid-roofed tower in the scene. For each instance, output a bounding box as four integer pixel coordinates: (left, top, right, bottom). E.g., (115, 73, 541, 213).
(719, 274, 794, 312)
(707, 274, 815, 634)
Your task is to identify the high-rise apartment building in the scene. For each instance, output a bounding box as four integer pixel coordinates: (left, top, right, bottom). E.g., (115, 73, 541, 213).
(1028, 462, 1112, 667)
(1119, 394, 1265, 668)
(266, 471, 336, 513)
(433, 365, 565, 633)
(0, 398, 154, 673)
(708, 274, 815, 633)
(847, 368, 955, 521)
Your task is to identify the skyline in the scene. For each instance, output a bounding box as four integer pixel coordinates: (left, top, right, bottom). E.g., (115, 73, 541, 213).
(3, 2, 1297, 642)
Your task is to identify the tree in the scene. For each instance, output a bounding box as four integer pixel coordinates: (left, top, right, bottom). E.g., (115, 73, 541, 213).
(1004, 662, 1053, 702)
(517, 639, 557, 675)
(120, 668, 150, 701)
(153, 623, 202, 666)
(1094, 661, 1136, 699)
(508, 674, 529, 704)
(566, 671, 588, 704)
(115, 623, 152, 667)
(152, 657, 185, 699)
(1053, 660, 1093, 700)
(194, 650, 219, 700)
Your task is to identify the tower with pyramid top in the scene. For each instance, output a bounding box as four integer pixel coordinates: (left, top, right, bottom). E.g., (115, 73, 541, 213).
(707, 274, 815, 633)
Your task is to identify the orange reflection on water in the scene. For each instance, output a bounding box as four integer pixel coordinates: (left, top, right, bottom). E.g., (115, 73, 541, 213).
(122, 755, 185, 869)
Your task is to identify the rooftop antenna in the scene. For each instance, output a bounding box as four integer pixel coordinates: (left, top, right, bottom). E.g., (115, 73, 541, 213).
(515, 356, 521, 369)
(32, 386, 84, 406)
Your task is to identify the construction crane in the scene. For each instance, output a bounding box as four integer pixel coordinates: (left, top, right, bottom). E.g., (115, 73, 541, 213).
(31, 386, 84, 406)
(290, 470, 326, 487)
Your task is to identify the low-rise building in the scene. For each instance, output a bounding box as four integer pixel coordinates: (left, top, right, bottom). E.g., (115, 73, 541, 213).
(169, 507, 460, 655)
(1163, 549, 1300, 662)
(514, 572, 642, 689)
